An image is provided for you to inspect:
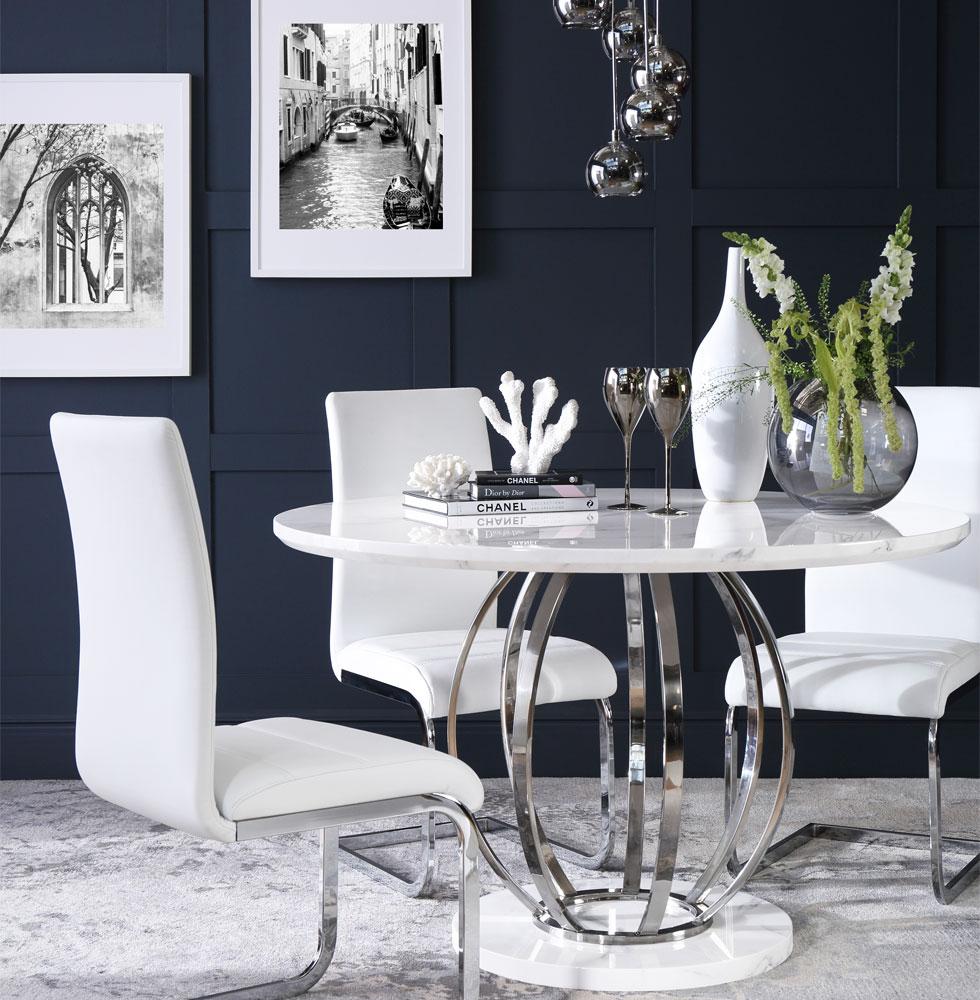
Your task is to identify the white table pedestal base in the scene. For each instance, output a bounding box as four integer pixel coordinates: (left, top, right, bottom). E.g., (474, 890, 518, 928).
(471, 882, 793, 992)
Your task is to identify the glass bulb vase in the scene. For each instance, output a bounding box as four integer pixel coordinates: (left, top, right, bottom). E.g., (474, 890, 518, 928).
(768, 379, 918, 516)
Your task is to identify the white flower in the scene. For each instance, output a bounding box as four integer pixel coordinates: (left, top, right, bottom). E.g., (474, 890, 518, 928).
(744, 240, 796, 313)
(774, 274, 796, 313)
(869, 232, 915, 326)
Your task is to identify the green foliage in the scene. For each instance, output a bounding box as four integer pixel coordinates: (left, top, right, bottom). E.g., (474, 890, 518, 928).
(719, 208, 915, 493)
(817, 274, 833, 330)
(811, 335, 842, 479)
(791, 279, 812, 319)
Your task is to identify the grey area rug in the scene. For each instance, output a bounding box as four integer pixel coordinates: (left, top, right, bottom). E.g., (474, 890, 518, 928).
(2, 778, 978, 1000)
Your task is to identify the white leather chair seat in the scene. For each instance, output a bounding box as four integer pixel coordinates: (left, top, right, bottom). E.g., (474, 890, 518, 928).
(214, 717, 485, 822)
(725, 632, 980, 719)
(334, 628, 618, 719)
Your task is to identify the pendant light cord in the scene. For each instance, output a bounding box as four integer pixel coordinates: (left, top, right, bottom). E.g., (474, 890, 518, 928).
(643, 0, 653, 74)
(610, 0, 620, 139)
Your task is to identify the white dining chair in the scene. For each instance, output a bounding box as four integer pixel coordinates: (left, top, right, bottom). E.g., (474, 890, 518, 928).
(723, 386, 980, 903)
(50, 412, 483, 999)
(326, 387, 618, 896)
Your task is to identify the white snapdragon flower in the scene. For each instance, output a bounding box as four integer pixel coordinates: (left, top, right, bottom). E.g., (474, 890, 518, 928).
(869, 231, 914, 326)
(774, 274, 796, 313)
(744, 239, 796, 314)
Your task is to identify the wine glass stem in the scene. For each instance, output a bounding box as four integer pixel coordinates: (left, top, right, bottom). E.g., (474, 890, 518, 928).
(664, 438, 672, 510)
(624, 432, 633, 506)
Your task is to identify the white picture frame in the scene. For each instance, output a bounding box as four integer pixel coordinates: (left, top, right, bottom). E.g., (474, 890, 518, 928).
(0, 74, 191, 377)
(251, 1, 471, 278)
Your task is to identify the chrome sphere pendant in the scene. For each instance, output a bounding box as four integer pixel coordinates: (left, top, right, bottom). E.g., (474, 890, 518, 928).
(632, 41, 691, 98)
(602, 5, 651, 61)
(587, 137, 645, 197)
(554, 0, 613, 30)
(621, 84, 680, 141)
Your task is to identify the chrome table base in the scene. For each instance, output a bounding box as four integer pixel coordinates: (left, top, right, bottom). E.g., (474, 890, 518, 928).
(725, 711, 980, 904)
(532, 888, 712, 945)
(448, 569, 796, 952)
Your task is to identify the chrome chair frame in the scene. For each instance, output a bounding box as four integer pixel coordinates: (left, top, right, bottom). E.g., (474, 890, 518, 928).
(724, 709, 980, 904)
(194, 793, 480, 999)
(336, 570, 616, 898)
(338, 668, 614, 897)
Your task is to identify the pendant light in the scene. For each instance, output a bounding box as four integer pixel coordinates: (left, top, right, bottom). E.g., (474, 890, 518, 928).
(620, 0, 680, 141)
(630, 0, 690, 96)
(601, 0, 649, 62)
(587, 1, 645, 197)
(554, 0, 613, 30)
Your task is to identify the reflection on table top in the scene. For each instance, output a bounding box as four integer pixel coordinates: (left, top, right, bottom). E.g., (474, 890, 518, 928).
(273, 489, 970, 575)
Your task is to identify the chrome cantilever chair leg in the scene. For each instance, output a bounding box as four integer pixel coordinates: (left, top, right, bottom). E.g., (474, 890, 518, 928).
(334, 680, 443, 897)
(337, 673, 615, 895)
(724, 711, 980, 903)
(927, 719, 980, 903)
(553, 696, 615, 870)
(195, 829, 339, 1000)
(487, 696, 616, 872)
(196, 794, 481, 999)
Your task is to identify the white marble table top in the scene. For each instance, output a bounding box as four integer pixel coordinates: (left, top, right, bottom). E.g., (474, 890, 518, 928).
(273, 489, 969, 574)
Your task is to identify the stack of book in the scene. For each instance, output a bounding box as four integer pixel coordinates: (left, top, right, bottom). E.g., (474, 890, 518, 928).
(402, 470, 597, 532)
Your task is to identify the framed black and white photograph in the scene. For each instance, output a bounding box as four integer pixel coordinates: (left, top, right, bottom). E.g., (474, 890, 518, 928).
(251, 1, 471, 277)
(0, 75, 190, 377)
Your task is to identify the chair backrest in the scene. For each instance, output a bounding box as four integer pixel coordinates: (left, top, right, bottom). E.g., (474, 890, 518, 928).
(326, 388, 497, 666)
(806, 387, 980, 642)
(50, 413, 234, 842)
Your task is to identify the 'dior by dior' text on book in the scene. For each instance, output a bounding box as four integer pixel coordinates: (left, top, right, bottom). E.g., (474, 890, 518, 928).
(469, 481, 596, 500)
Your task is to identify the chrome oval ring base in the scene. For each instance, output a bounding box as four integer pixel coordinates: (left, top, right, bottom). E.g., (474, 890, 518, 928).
(478, 569, 797, 990)
(531, 888, 712, 945)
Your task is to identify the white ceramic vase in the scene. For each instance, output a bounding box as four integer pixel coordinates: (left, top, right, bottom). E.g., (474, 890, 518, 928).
(691, 247, 773, 502)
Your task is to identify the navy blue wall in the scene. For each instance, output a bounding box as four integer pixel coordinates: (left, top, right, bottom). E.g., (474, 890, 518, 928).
(2, 0, 977, 779)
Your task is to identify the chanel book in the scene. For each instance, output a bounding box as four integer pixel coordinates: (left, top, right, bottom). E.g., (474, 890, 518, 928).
(402, 490, 596, 516)
(469, 470, 584, 486)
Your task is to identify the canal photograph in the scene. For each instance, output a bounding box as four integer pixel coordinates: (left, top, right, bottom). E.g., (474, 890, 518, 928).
(278, 23, 445, 231)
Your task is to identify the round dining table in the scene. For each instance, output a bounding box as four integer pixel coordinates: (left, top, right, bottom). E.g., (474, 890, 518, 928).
(273, 488, 970, 992)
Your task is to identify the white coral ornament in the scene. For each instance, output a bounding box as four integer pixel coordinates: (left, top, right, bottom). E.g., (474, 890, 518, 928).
(479, 371, 579, 474)
(407, 454, 472, 498)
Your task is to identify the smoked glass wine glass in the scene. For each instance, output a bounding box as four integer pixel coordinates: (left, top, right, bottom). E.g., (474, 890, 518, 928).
(644, 366, 692, 517)
(603, 366, 648, 510)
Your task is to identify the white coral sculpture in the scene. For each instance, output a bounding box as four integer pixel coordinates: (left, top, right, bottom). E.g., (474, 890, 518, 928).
(479, 371, 579, 475)
(407, 453, 472, 498)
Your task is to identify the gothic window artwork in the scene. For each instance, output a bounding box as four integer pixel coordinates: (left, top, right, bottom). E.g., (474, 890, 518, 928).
(1, 75, 189, 376)
(50, 157, 129, 308)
